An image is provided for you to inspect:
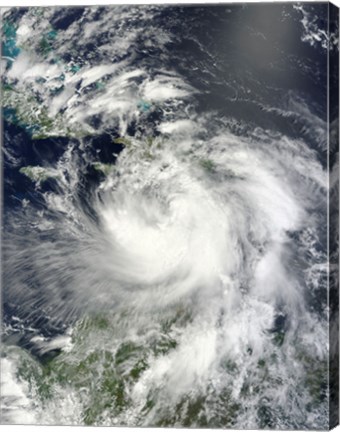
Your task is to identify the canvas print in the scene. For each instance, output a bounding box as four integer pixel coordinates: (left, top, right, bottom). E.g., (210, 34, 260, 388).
(1, 2, 339, 429)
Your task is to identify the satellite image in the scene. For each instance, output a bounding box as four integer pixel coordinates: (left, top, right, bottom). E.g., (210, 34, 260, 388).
(1, 3, 339, 429)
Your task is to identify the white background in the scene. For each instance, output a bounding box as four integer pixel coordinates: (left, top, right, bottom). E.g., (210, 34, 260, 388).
(1, 0, 339, 431)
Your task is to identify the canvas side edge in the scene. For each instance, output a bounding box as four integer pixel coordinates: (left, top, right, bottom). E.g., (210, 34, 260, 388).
(329, 2, 339, 430)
